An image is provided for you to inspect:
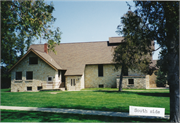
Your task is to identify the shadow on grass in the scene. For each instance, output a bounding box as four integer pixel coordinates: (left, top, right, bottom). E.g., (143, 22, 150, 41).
(92, 90, 170, 97)
(44, 105, 129, 113)
(1, 110, 169, 122)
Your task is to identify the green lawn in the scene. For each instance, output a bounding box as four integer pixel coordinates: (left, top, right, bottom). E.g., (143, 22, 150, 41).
(1, 110, 169, 122)
(1, 88, 170, 114)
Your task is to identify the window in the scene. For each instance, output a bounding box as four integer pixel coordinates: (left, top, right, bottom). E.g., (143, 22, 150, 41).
(98, 64, 103, 77)
(71, 79, 75, 86)
(124, 67, 128, 76)
(29, 57, 38, 64)
(26, 71, 33, 80)
(99, 84, 104, 88)
(37, 86, 42, 90)
(16, 72, 22, 80)
(128, 79, 134, 84)
(58, 70, 61, 78)
(48, 76, 53, 81)
(27, 87, 32, 91)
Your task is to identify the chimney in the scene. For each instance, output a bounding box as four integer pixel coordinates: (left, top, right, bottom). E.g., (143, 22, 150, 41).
(44, 43, 48, 54)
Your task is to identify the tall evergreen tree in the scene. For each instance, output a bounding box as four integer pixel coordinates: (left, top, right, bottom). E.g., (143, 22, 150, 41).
(113, 11, 153, 92)
(116, 1, 179, 122)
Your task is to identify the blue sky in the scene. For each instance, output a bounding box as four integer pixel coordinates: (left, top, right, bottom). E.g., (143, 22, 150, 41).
(41, 0, 160, 60)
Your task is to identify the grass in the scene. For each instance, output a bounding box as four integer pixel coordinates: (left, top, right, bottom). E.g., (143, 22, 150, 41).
(1, 88, 170, 114)
(1, 88, 11, 92)
(1, 110, 169, 122)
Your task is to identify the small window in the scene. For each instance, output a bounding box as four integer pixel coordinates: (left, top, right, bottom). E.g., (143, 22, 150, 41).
(48, 76, 53, 81)
(128, 79, 134, 84)
(27, 87, 32, 91)
(71, 79, 75, 86)
(16, 72, 22, 80)
(29, 57, 38, 64)
(98, 64, 103, 77)
(37, 86, 42, 90)
(99, 84, 104, 88)
(26, 71, 33, 80)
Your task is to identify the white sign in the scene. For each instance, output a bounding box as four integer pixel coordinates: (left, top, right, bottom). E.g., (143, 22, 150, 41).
(129, 106, 165, 117)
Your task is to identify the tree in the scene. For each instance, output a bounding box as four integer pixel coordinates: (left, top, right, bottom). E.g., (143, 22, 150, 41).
(117, 1, 179, 122)
(155, 69, 167, 87)
(1, 0, 62, 85)
(113, 11, 153, 92)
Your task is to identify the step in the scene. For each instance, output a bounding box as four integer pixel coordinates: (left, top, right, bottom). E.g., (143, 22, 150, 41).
(60, 88, 65, 91)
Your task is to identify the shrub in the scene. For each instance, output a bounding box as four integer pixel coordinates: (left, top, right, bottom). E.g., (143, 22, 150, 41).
(155, 69, 167, 87)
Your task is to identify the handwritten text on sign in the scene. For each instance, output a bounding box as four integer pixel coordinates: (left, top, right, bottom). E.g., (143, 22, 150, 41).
(129, 106, 165, 117)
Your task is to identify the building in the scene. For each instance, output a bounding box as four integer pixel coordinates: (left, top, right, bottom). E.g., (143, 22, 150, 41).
(9, 37, 157, 92)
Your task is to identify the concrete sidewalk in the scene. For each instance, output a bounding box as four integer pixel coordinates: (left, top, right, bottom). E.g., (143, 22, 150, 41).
(0, 106, 169, 120)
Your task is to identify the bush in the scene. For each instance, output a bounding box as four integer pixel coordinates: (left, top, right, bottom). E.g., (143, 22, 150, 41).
(156, 69, 167, 87)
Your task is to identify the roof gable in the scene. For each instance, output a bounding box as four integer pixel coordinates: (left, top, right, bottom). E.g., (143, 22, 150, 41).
(9, 48, 62, 72)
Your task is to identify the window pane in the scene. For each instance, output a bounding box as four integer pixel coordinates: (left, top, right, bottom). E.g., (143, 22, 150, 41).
(37, 86, 42, 90)
(16, 72, 22, 80)
(98, 64, 103, 77)
(99, 84, 104, 88)
(27, 87, 32, 91)
(128, 79, 134, 84)
(29, 57, 38, 64)
(48, 77, 52, 81)
(124, 67, 128, 76)
(26, 72, 33, 80)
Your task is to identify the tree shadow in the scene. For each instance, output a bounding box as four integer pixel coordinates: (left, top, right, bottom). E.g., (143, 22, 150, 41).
(1, 110, 169, 122)
(44, 105, 129, 113)
(92, 90, 170, 97)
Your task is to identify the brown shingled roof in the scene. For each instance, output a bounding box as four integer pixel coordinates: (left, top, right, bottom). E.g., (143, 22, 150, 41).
(29, 41, 115, 75)
(10, 37, 155, 75)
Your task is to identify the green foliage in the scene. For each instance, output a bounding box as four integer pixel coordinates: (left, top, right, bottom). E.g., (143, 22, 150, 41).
(156, 69, 167, 87)
(1, 0, 62, 78)
(133, 1, 179, 74)
(124, 2, 179, 122)
(114, 11, 153, 73)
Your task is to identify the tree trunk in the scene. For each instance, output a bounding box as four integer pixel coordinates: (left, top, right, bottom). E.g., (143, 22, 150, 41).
(168, 53, 179, 122)
(119, 65, 124, 92)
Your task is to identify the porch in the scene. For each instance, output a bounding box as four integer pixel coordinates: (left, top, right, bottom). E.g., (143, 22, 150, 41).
(40, 81, 65, 91)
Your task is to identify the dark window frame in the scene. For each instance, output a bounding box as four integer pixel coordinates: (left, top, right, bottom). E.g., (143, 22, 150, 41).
(26, 71, 33, 80)
(98, 64, 103, 77)
(29, 57, 38, 65)
(37, 86, 42, 90)
(16, 72, 22, 80)
(128, 79, 134, 84)
(124, 67, 128, 76)
(71, 79, 75, 86)
(48, 76, 53, 81)
(27, 86, 32, 91)
(99, 84, 104, 88)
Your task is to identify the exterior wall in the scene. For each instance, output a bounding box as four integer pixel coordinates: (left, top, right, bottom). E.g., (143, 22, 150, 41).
(116, 76, 147, 89)
(65, 76, 82, 91)
(84, 64, 148, 89)
(11, 52, 57, 92)
(85, 64, 120, 88)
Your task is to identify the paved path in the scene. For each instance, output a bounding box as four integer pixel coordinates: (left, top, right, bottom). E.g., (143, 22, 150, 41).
(0, 106, 169, 120)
